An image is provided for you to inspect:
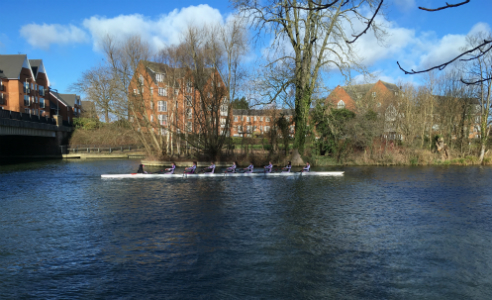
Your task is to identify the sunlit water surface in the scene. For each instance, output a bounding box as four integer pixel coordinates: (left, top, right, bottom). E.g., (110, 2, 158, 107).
(1, 160, 492, 299)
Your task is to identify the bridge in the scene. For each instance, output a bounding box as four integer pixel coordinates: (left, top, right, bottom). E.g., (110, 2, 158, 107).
(0, 109, 73, 158)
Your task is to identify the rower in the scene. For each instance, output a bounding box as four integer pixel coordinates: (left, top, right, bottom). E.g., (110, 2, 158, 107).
(264, 161, 273, 173)
(225, 162, 237, 173)
(137, 164, 148, 174)
(243, 162, 254, 173)
(164, 162, 176, 174)
(184, 161, 197, 174)
(204, 162, 216, 174)
(301, 162, 310, 172)
(282, 161, 292, 173)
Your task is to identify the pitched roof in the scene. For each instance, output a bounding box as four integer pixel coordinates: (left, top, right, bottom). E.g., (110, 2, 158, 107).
(380, 81, 399, 91)
(55, 93, 79, 106)
(338, 80, 400, 101)
(29, 59, 42, 77)
(0, 54, 34, 79)
(50, 91, 70, 107)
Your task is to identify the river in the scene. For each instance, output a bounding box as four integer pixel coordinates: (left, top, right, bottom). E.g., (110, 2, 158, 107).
(1, 160, 492, 299)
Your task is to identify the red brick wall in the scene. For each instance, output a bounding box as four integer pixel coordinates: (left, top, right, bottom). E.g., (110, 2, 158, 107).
(325, 86, 357, 112)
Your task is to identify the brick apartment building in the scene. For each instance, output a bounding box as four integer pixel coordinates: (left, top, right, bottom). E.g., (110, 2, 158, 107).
(0, 54, 80, 124)
(325, 80, 400, 113)
(129, 61, 230, 135)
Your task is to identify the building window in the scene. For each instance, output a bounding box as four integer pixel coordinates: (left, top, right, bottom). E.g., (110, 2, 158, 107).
(139, 75, 144, 84)
(372, 92, 376, 98)
(186, 81, 192, 93)
(133, 89, 138, 95)
(234, 116, 237, 122)
(40, 98, 45, 108)
(40, 110, 46, 116)
(158, 101, 167, 112)
(23, 82, 29, 93)
(238, 125, 243, 132)
(150, 115, 154, 122)
(186, 108, 192, 119)
(260, 117, 264, 122)
(254, 116, 257, 121)
(150, 101, 154, 110)
(185, 96, 192, 106)
(39, 86, 45, 96)
(156, 73, 164, 82)
(158, 114, 167, 126)
(220, 118, 226, 125)
(174, 89, 179, 96)
(337, 100, 345, 109)
(150, 87, 154, 95)
(246, 116, 250, 122)
(24, 108, 30, 114)
(187, 121, 192, 132)
(266, 117, 271, 122)
(265, 126, 270, 132)
(246, 125, 252, 133)
(161, 128, 168, 136)
(158, 87, 167, 96)
(24, 95, 30, 106)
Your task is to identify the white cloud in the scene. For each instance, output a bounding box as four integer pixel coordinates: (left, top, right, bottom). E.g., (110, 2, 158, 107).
(82, 5, 224, 51)
(20, 23, 89, 49)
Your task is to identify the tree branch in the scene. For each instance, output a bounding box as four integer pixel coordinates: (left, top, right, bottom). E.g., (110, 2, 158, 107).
(418, 0, 470, 12)
(397, 39, 492, 76)
(346, 0, 383, 44)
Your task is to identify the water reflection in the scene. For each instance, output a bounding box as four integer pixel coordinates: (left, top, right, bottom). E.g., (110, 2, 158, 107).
(2, 161, 492, 299)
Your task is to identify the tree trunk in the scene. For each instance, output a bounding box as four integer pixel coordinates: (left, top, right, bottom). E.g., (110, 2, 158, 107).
(293, 85, 310, 156)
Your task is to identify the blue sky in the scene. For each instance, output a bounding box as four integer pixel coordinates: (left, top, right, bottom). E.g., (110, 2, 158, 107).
(1, 0, 491, 96)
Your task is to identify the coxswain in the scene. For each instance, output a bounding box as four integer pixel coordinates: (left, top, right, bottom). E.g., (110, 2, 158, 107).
(164, 162, 176, 174)
(225, 162, 237, 173)
(243, 162, 254, 173)
(282, 161, 292, 173)
(204, 162, 216, 173)
(301, 162, 310, 172)
(137, 164, 147, 174)
(264, 161, 273, 173)
(184, 161, 197, 174)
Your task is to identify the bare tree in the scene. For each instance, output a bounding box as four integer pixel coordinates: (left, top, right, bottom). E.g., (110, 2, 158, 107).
(180, 25, 232, 160)
(69, 64, 123, 123)
(232, 0, 385, 163)
(463, 32, 492, 164)
(103, 35, 163, 155)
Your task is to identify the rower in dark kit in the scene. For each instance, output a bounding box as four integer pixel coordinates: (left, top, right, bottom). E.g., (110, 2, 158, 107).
(137, 164, 148, 174)
(184, 161, 197, 174)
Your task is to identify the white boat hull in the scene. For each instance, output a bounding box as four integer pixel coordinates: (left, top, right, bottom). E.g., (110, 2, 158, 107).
(101, 171, 344, 179)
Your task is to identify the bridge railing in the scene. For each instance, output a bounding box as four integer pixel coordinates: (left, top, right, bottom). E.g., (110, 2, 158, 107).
(61, 145, 142, 154)
(0, 108, 68, 127)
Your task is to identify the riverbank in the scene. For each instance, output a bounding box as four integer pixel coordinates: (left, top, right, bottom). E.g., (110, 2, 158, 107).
(141, 148, 492, 167)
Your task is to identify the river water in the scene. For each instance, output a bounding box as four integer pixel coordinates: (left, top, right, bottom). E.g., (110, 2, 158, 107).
(1, 160, 492, 299)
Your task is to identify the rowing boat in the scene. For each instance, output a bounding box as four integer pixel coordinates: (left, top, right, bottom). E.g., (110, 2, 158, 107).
(101, 171, 344, 179)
